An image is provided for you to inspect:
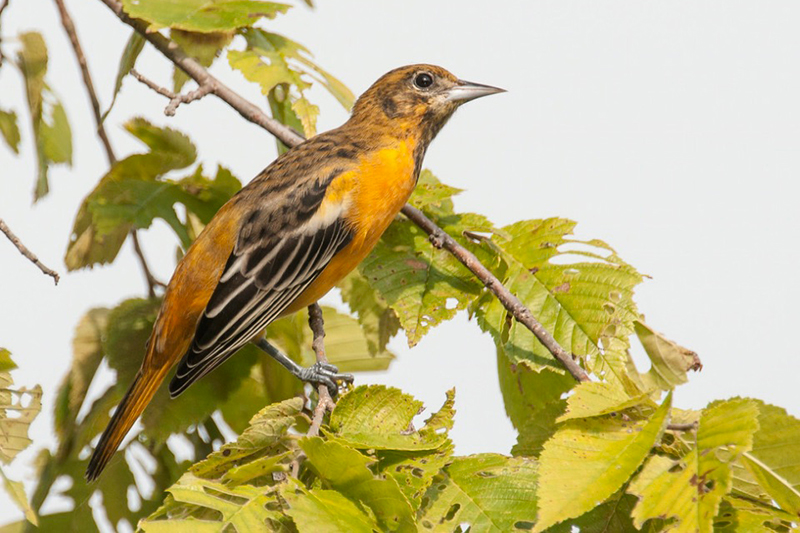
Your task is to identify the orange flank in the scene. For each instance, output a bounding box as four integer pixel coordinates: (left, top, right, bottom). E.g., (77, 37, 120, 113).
(86, 64, 504, 481)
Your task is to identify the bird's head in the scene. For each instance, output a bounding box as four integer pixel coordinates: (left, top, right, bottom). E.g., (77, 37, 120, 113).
(350, 64, 504, 145)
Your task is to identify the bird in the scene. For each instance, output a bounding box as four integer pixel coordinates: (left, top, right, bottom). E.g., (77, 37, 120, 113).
(86, 64, 504, 481)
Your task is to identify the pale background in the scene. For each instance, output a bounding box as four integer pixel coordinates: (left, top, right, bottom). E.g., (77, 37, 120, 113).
(1, 0, 799, 528)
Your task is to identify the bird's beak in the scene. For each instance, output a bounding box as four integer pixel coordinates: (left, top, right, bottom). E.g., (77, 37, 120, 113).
(446, 80, 506, 103)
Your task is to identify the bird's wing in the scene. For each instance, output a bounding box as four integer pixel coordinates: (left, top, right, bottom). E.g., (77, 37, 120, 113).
(169, 171, 354, 397)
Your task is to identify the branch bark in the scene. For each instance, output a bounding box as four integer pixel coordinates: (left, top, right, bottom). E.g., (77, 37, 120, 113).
(130, 68, 213, 116)
(53, 0, 116, 166)
(0, 218, 60, 284)
(55, 0, 165, 296)
(97, 0, 587, 383)
(306, 303, 335, 437)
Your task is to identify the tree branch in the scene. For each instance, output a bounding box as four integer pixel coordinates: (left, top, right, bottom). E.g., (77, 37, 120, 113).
(0, 218, 60, 284)
(53, 0, 116, 166)
(306, 303, 335, 438)
(130, 68, 212, 116)
(97, 0, 587, 383)
(55, 0, 166, 296)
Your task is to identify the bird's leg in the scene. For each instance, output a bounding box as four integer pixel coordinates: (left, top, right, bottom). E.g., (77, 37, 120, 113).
(254, 337, 353, 396)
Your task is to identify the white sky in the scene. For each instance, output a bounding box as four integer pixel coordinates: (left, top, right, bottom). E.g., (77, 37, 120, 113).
(2, 0, 800, 527)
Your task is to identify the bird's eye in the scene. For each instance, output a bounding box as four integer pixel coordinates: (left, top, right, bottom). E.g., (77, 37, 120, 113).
(414, 72, 434, 89)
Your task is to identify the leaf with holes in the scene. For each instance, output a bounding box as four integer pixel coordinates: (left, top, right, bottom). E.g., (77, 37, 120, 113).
(476, 218, 642, 386)
(329, 385, 451, 451)
(557, 381, 653, 422)
(282, 481, 379, 533)
(338, 269, 401, 355)
(418, 454, 538, 533)
(628, 398, 760, 532)
(534, 392, 671, 532)
(0, 352, 42, 464)
(122, 0, 290, 32)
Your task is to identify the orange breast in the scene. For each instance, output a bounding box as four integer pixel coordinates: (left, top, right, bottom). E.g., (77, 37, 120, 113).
(284, 141, 418, 314)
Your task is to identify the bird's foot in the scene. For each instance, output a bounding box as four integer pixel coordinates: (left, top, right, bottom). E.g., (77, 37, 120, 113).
(296, 362, 354, 397)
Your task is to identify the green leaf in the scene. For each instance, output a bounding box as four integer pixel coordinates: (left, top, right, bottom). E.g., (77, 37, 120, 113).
(329, 385, 451, 451)
(631, 320, 702, 391)
(41, 100, 72, 165)
(0, 467, 37, 525)
(122, 0, 290, 32)
(171, 29, 234, 92)
(140, 473, 280, 532)
(557, 381, 652, 422)
(732, 400, 800, 510)
(477, 218, 642, 385)
(545, 490, 644, 533)
(740, 452, 800, 517)
(103, 31, 145, 120)
(281, 482, 379, 533)
(0, 109, 21, 154)
(418, 454, 538, 533)
(359, 217, 484, 347)
(291, 95, 318, 137)
(496, 352, 573, 457)
(714, 496, 795, 533)
(628, 398, 760, 532)
(192, 397, 303, 479)
(534, 391, 671, 531)
(65, 119, 199, 269)
(338, 270, 401, 355)
(300, 437, 417, 532)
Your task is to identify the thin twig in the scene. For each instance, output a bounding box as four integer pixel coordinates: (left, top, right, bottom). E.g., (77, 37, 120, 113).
(0, 218, 60, 284)
(306, 303, 335, 437)
(53, 0, 116, 165)
(98, 0, 585, 383)
(666, 422, 697, 432)
(130, 230, 165, 298)
(130, 68, 212, 117)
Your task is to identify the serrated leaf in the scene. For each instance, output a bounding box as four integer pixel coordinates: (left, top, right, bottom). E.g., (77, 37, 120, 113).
(65, 119, 199, 269)
(534, 391, 671, 531)
(476, 218, 642, 388)
(557, 381, 651, 422)
(192, 397, 303, 479)
(122, 0, 290, 32)
(628, 398, 760, 532)
(418, 454, 538, 533)
(281, 483, 378, 533)
(546, 490, 643, 533)
(633, 320, 702, 391)
(140, 473, 280, 532)
(329, 385, 450, 451)
(0, 109, 21, 153)
(714, 496, 795, 533)
(103, 31, 145, 120)
(300, 437, 417, 532)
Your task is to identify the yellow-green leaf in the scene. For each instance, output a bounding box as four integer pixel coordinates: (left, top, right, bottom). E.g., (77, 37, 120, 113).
(0, 109, 21, 154)
(557, 381, 652, 422)
(281, 482, 378, 533)
(122, 0, 290, 32)
(632, 320, 702, 391)
(103, 31, 145, 120)
(534, 391, 671, 531)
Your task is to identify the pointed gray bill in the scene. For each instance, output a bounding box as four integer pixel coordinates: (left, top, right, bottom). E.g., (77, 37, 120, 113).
(446, 80, 506, 103)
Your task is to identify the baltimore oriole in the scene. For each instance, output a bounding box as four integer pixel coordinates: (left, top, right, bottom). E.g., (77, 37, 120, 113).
(86, 64, 504, 480)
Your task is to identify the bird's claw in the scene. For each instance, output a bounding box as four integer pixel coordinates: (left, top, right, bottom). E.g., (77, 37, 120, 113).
(297, 362, 354, 397)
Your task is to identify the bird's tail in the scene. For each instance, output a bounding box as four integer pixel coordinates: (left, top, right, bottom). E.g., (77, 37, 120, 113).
(85, 368, 166, 481)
